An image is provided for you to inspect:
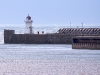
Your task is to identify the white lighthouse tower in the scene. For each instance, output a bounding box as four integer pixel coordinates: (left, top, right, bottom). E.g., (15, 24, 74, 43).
(25, 14, 33, 34)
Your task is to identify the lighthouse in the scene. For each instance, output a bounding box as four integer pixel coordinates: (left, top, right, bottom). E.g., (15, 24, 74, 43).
(25, 14, 33, 34)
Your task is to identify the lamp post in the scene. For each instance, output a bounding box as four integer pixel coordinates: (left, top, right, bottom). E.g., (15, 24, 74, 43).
(81, 22, 83, 36)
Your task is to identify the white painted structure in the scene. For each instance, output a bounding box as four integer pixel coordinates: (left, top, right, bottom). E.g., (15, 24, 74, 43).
(25, 14, 33, 34)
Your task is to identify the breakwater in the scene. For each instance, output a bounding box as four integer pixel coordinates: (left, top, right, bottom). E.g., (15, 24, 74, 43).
(4, 28, 100, 45)
(4, 29, 72, 44)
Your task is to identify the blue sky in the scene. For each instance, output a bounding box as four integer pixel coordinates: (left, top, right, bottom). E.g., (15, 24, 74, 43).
(0, 0, 100, 25)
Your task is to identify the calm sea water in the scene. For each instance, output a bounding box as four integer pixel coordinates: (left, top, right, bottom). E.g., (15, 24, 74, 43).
(0, 24, 100, 61)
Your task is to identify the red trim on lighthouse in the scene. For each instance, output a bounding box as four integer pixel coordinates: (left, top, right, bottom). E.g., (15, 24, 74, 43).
(26, 14, 31, 20)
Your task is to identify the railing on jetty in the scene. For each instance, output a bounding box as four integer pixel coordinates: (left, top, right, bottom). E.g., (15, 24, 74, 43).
(57, 28, 100, 36)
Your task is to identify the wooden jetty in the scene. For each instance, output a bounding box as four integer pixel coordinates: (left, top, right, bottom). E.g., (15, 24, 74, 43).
(72, 36, 100, 49)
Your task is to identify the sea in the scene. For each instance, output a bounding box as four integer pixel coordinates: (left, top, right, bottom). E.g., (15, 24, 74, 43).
(0, 24, 100, 75)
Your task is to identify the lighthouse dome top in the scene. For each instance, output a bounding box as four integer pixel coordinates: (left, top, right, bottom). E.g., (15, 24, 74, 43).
(26, 14, 31, 20)
(25, 14, 33, 23)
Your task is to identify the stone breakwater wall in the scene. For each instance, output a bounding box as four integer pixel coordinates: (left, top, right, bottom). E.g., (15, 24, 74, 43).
(4, 30, 72, 44)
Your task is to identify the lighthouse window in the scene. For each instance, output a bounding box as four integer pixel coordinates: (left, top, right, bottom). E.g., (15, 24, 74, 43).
(28, 17, 31, 20)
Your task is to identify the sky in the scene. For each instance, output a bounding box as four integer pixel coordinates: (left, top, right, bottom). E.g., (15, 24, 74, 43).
(0, 0, 100, 25)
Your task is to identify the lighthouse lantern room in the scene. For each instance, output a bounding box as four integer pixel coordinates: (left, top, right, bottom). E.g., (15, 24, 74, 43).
(25, 14, 33, 34)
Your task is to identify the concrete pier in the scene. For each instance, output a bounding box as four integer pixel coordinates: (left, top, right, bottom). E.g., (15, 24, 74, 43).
(4, 28, 100, 45)
(4, 30, 72, 44)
